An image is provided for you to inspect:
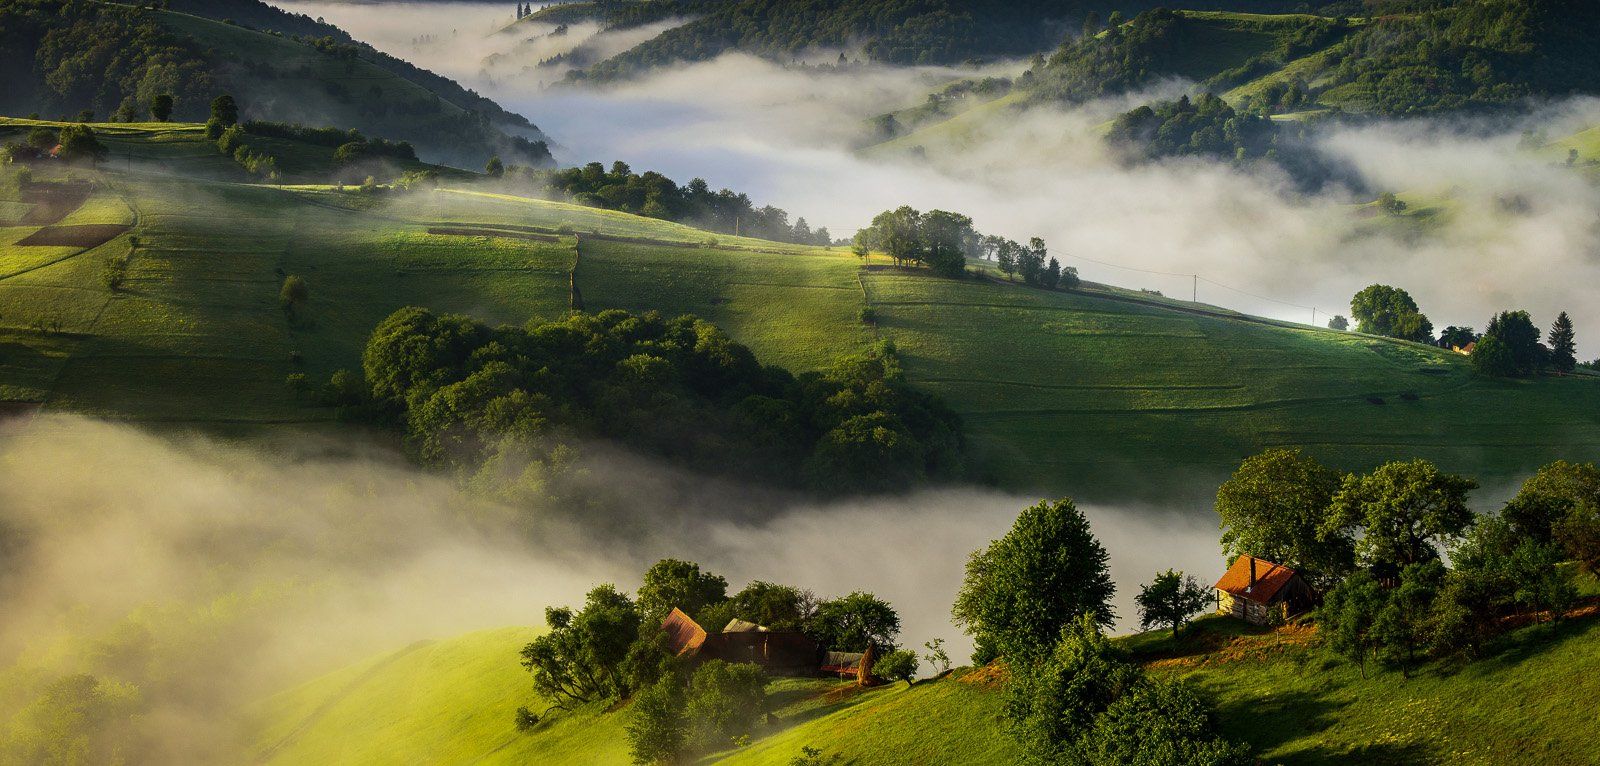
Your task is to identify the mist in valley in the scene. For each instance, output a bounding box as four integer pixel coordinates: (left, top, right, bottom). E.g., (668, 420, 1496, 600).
(0, 415, 1223, 761)
(281, 1, 1600, 354)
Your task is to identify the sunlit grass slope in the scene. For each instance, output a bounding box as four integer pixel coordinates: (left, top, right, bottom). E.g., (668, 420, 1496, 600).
(2, 137, 1599, 498)
(254, 609, 1600, 766)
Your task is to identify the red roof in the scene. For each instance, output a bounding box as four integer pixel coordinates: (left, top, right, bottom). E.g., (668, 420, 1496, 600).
(1214, 555, 1299, 605)
(661, 608, 707, 656)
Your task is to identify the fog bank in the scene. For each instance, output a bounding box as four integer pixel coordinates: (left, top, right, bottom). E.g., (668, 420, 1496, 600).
(0, 415, 1221, 760)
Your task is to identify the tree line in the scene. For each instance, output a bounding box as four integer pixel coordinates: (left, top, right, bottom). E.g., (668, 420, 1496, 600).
(495, 160, 835, 246)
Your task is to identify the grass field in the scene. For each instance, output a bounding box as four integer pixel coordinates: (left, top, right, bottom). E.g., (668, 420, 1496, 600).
(3, 125, 1599, 501)
(249, 602, 1600, 765)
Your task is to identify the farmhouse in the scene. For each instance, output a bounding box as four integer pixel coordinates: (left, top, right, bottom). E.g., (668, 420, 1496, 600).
(1214, 555, 1315, 625)
(660, 608, 875, 681)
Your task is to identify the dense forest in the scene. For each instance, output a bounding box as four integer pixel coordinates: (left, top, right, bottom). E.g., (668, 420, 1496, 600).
(559, 0, 1346, 81)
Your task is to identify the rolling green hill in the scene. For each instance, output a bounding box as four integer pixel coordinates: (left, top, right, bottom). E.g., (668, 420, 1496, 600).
(0, 0, 549, 168)
(248, 606, 1600, 765)
(3, 125, 1599, 501)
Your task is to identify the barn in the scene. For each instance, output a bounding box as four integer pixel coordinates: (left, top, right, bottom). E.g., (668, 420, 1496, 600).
(1214, 555, 1316, 625)
(659, 608, 868, 680)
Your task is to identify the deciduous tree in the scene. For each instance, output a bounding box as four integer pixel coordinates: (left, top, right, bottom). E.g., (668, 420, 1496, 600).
(1135, 570, 1209, 637)
(953, 498, 1114, 662)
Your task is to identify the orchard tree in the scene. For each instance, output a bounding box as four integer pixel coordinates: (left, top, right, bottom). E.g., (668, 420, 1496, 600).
(1215, 448, 1351, 586)
(1135, 570, 1209, 637)
(953, 498, 1115, 662)
(1548, 311, 1576, 373)
(872, 649, 919, 688)
(636, 558, 728, 623)
(1325, 459, 1477, 573)
(279, 274, 310, 310)
(1327, 314, 1348, 331)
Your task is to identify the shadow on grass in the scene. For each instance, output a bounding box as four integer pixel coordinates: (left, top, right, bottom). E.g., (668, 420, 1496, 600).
(1212, 686, 1350, 757)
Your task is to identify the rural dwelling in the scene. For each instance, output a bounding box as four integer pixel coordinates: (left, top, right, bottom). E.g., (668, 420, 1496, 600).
(1214, 555, 1315, 625)
(659, 608, 875, 682)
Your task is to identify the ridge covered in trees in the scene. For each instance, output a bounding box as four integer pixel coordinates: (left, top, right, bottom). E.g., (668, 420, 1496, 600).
(0, 0, 551, 167)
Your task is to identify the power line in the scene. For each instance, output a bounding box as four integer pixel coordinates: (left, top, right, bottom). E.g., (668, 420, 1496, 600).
(1060, 253, 1325, 325)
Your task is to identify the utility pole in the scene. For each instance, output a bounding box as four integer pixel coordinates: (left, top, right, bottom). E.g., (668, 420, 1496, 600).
(1192, 274, 1198, 303)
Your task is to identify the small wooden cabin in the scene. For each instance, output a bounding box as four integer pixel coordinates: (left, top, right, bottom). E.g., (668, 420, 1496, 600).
(1214, 555, 1315, 625)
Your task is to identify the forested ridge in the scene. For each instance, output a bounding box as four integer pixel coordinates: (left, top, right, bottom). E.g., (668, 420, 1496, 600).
(0, 0, 550, 167)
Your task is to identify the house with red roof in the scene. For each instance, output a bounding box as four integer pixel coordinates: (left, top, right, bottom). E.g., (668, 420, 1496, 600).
(1214, 555, 1315, 625)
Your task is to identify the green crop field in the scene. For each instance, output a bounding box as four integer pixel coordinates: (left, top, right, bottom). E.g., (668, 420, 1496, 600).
(2, 124, 1598, 499)
(248, 602, 1600, 766)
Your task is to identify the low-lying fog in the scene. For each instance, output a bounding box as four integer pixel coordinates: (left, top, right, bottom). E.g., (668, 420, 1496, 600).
(282, 1, 1600, 354)
(0, 415, 1218, 759)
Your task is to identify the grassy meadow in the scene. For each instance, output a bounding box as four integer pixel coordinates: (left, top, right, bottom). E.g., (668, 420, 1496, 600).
(2, 123, 1599, 499)
(249, 603, 1600, 766)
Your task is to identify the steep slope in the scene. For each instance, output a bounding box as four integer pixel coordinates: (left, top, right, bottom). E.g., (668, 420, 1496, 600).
(0, 0, 550, 168)
(3, 133, 1599, 500)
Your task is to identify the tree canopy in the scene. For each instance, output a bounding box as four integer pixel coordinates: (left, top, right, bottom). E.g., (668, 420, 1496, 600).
(952, 498, 1115, 663)
(1215, 448, 1351, 586)
(1349, 284, 1432, 343)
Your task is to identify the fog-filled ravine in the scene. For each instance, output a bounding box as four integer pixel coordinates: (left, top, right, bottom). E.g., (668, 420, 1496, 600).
(283, 1, 1600, 354)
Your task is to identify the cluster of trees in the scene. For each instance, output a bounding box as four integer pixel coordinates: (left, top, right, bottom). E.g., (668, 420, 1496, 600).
(1107, 93, 1278, 163)
(852, 206, 978, 277)
(503, 161, 833, 246)
(1349, 283, 1433, 343)
(953, 499, 1252, 765)
(852, 206, 1078, 288)
(355, 308, 964, 497)
(517, 557, 903, 763)
(990, 235, 1077, 288)
(0, 124, 107, 166)
(1471, 309, 1578, 377)
(1217, 448, 1599, 674)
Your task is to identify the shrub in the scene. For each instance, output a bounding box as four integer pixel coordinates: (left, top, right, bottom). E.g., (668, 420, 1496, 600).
(872, 649, 918, 688)
(684, 660, 768, 752)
